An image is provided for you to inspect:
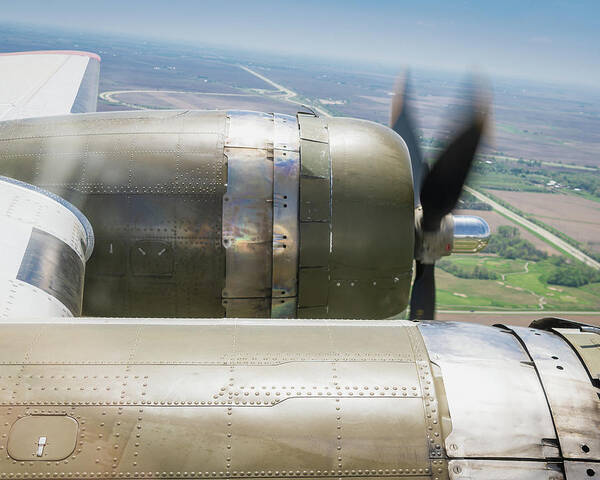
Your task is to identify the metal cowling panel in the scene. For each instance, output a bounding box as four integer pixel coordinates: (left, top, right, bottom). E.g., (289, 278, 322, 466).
(296, 115, 414, 319)
(508, 326, 600, 462)
(447, 460, 564, 479)
(0, 110, 228, 317)
(327, 117, 413, 318)
(271, 114, 300, 317)
(419, 321, 560, 460)
(297, 113, 331, 318)
(222, 111, 301, 318)
(553, 327, 600, 385)
(0, 319, 449, 479)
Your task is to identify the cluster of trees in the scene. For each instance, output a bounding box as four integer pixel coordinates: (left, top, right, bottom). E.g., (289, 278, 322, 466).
(470, 155, 600, 199)
(456, 191, 493, 211)
(485, 226, 548, 261)
(437, 259, 499, 280)
(545, 256, 600, 287)
(439, 223, 600, 288)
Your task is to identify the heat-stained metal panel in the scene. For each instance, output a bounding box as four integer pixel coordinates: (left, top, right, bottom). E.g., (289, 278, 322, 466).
(510, 326, 600, 460)
(419, 322, 559, 459)
(271, 114, 300, 308)
(222, 148, 273, 299)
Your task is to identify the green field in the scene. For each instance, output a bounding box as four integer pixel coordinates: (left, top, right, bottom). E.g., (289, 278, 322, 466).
(436, 255, 600, 311)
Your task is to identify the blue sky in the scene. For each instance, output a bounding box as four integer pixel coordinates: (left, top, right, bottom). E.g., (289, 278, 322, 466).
(2, 0, 599, 87)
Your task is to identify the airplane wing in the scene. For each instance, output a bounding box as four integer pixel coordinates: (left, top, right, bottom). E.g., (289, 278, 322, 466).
(0, 50, 100, 121)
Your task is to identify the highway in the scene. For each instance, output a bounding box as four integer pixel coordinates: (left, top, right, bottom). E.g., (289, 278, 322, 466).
(238, 65, 332, 117)
(465, 186, 600, 269)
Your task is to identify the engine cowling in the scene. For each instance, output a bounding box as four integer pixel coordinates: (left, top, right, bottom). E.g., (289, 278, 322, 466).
(0, 318, 597, 479)
(0, 110, 414, 318)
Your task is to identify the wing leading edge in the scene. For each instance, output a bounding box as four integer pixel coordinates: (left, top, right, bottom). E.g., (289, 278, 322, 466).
(0, 50, 100, 121)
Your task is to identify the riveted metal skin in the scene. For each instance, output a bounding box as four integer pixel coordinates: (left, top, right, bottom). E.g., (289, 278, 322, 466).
(0, 110, 228, 318)
(0, 318, 599, 478)
(0, 110, 414, 319)
(507, 326, 600, 461)
(0, 319, 449, 480)
(271, 114, 300, 310)
(222, 112, 274, 316)
(418, 322, 560, 459)
(328, 117, 413, 318)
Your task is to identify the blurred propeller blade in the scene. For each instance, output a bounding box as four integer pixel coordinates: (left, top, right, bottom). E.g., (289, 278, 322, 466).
(390, 72, 426, 207)
(420, 114, 486, 232)
(407, 77, 489, 321)
(409, 261, 435, 320)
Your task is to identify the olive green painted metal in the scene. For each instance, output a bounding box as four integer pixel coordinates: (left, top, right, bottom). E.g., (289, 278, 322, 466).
(7, 415, 78, 461)
(0, 110, 227, 318)
(327, 117, 413, 318)
(0, 110, 414, 319)
(0, 319, 449, 480)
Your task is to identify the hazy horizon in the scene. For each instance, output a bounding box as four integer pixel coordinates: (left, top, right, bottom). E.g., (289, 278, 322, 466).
(1, 0, 599, 89)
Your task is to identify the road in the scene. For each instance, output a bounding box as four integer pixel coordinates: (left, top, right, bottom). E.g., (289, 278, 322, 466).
(238, 65, 332, 117)
(465, 186, 600, 269)
(99, 90, 254, 110)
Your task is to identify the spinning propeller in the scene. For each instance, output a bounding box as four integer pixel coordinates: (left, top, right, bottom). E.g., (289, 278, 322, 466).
(390, 73, 489, 320)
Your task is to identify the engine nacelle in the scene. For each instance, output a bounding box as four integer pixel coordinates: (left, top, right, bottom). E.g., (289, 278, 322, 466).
(0, 318, 596, 479)
(0, 110, 414, 318)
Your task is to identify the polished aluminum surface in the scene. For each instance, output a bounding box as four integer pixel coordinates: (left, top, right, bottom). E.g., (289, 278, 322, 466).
(223, 112, 275, 316)
(414, 208, 453, 263)
(271, 114, 300, 316)
(419, 321, 559, 459)
(564, 461, 599, 480)
(448, 460, 563, 480)
(451, 215, 490, 254)
(510, 326, 600, 460)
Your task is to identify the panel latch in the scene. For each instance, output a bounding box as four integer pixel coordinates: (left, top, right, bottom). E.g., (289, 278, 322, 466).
(36, 436, 47, 457)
